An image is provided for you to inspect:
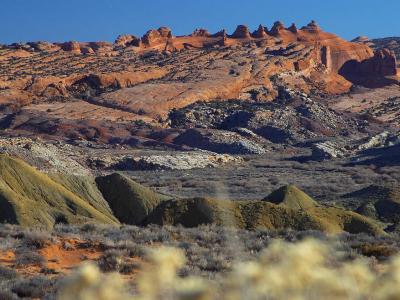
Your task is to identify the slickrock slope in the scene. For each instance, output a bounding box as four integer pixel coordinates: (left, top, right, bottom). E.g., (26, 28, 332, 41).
(0, 21, 397, 132)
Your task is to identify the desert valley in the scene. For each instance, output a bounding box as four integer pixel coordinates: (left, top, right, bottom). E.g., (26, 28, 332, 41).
(1, 17, 400, 299)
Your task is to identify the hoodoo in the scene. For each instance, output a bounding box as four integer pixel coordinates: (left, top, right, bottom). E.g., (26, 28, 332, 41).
(270, 21, 286, 36)
(252, 24, 268, 38)
(231, 25, 252, 39)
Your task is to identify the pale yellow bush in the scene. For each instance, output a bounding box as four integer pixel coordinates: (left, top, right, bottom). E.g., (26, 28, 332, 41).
(58, 240, 400, 300)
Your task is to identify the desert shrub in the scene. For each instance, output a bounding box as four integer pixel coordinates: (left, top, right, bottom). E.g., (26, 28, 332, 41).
(11, 275, 54, 298)
(119, 261, 141, 275)
(58, 264, 131, 300)
(353, 243, 398, 259)
(0, 266, 18, 280)
(98, 249, 127, 273)
(58, 240, 400, 300)
(80, 223, 98, 233)
(0, 290, 19, 300)
(0, 224, 19, 238)
(15, 250, 46, 267)
(21, 230, 52, 249)
(40, 267, 59, 275)
(126, 244, 146, 258)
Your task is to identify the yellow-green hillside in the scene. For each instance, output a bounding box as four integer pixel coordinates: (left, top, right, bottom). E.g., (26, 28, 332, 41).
(145, 186, 384, 235)
(95, 173, 170, 225)
(263, 184, 317, 210)
(0, 155, 119, 228)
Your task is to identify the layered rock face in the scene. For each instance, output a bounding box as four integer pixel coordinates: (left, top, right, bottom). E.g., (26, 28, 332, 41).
(0, 20, 397, 130)
(339, 48, 398, 87)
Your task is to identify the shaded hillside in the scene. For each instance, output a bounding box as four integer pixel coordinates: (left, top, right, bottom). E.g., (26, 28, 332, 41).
(145, 186, 383, 235)
(353, 36, 400, 66)
(0, 155, 118, 228)
(371, 37, 400, 66)
(343, 185, 400, 226)
(96, 173, 170, 224)
(0, 154, 389, 235)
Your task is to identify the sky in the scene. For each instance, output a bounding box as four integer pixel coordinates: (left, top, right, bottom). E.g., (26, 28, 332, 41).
(1, 0, 399, 44)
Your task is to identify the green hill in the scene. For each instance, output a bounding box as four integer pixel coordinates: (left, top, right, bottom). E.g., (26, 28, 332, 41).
(0, 154, 118, 228)
(263, 185, 317, 210)
(95, 173, 170, 225)
(344, 185, 400, 224)
(145, 193, 384, 235)
(0, 154, 385, 236)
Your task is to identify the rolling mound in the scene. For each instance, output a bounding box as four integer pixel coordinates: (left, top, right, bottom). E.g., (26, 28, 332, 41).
(95, 173, 170, 224)
(344, 185, 400, 224)
(145, 186, 383, 235)
(0, 154, 386, 235)
(0, 155, 118, 228)
(263, 184, 317, 210)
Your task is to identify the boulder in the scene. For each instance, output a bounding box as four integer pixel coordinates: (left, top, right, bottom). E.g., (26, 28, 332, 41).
(358, 131, 400, 151)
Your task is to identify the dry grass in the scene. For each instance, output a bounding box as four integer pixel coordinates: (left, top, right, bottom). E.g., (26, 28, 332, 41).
(1, 224, 400, 299)
(59, 238, 400, 300)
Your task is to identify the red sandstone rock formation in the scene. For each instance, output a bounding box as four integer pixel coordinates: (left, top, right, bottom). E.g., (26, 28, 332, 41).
(141, 27, 173, 47)
(252, 25, 268, 38)
(191, 29, 211, 37)
(288, 23, 298, 34)
(0, 20, 398, 124)
(371, 49, 398, 76)
(114, 35, 141, 47)
(301, 20, 321, 33)
(60, 41, 81, 53)
(158, 27, 173, 38)
(231, 25, 251, 39)
(270, 21, 286, 36)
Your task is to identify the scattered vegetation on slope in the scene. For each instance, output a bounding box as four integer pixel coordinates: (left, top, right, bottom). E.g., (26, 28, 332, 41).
(146, 185, 384, 235)
(0, 154, 118, 228)
(95, 173, 170, 225)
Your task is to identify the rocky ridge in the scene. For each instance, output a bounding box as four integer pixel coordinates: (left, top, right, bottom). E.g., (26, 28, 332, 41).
(0, 21, 398, 126)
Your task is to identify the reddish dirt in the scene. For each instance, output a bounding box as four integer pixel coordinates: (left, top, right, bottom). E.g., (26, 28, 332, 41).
(0, 239, 103, 276)
(39, 239, 103, 272)
(0, 238, 144, 281)
(0, 250, 15, 264)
